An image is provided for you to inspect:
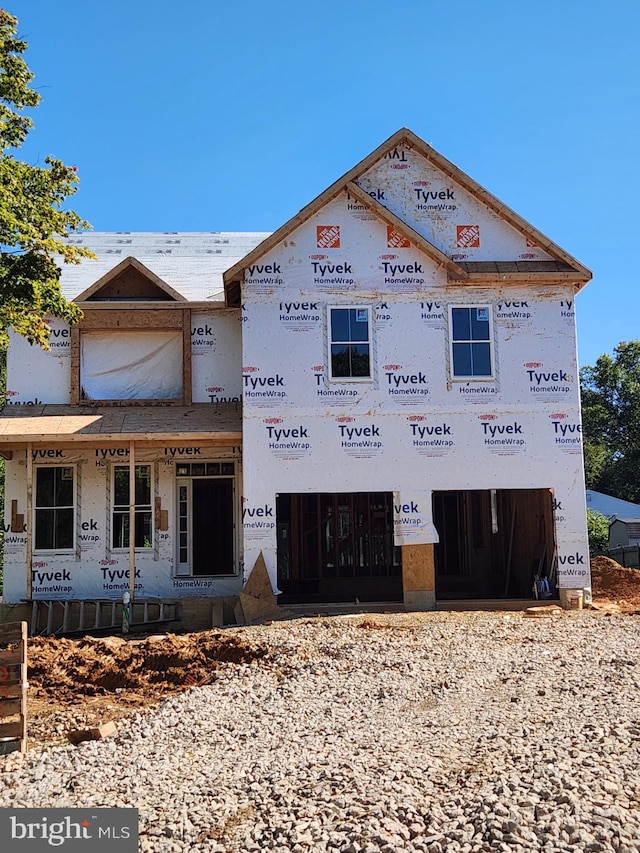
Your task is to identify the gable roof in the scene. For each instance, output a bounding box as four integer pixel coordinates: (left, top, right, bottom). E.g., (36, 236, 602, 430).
(59, 232, 271, 303)
(610, 519, 640, 541)
(586, 490, 640, 520)
(75, 256, 186, 302)
(223, 127, 592, 306)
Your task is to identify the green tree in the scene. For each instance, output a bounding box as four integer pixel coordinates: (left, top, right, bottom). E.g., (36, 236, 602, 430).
(586, 509, 609, 557)
(0, 9, 92, 349)
(580, 341, 640, 502)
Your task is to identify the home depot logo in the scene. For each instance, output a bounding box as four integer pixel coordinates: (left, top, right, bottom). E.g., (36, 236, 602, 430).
(456, 225, 480, 248)
(317, 225, 340, 249)
(387, 226, 410, 248)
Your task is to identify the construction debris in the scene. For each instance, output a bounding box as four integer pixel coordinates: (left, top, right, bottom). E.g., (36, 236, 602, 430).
(234, 553, 291, 625)
(68, 720, 118, 745)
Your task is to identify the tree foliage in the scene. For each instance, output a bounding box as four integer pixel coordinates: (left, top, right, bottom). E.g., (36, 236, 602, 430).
(586, 510, 609, 557)
(581, 341, 640, 502)
(0, 9, 92, 349)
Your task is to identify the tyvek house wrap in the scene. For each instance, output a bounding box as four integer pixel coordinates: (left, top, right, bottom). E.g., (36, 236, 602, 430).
(80, 331, 183, 399)
(238, 169, 590, 593)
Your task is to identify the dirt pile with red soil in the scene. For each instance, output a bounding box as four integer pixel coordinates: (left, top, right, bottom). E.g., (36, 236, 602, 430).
(28, 631, 268, 702)
(17, 631, 269, 749)
(591, 556, 640, 609)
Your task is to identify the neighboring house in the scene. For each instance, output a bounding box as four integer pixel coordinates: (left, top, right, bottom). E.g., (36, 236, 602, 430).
(609, 519, 640, 549)
(585, 489, 640, 520)
(0, 128, 593, 624)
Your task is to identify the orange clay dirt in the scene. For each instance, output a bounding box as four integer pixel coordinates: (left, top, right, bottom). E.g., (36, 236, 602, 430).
(17, 631, 270, 752)
(5, 556, 640, 754)
(590, 555, 640, 610)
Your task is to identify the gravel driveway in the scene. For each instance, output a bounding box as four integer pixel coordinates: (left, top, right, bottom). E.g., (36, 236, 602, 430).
(2, 610, 640, 852)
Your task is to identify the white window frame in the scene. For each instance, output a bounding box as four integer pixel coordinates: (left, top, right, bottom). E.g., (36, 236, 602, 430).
(327, 305, 373, 382)
(33, 465, 76, 553)
(111, 463, 154, 551)
(448, 304, 495, 381)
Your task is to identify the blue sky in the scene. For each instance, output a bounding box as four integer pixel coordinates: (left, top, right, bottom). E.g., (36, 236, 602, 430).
(7, 0, 639, 368)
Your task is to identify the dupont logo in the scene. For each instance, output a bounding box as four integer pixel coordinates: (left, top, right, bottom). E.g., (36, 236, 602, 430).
(380, 253, 398, 261)
(412, 180, 431, 187)
(524, 362, 543, 369)
(387, 226, 410, 248)
(336, 416, 355, 423)
(6, 389, 18, 397)
(311, 365, 324, 373)
(0, 808, 138, 851)
(383, 364, 402, 371)
(263, 417, 283, 425)
(550, 412, 568, 419)
(206, 386, 224, 393)
(309, 253, 328, 261)
(242, 366, 259, 373)
(407, 415, 426, 422)
(317, 225, 341, 249)
(456, 225, 480, 248)
(479, 414, 498, 421)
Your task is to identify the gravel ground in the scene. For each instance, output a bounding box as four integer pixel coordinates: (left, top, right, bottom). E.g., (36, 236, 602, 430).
(2, 609, 640, 852)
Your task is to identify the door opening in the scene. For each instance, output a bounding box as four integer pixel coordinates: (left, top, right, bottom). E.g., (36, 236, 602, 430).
(276, 492, 402, 603)
(176, 466, 235, 576)
(433, 488, 556, 599)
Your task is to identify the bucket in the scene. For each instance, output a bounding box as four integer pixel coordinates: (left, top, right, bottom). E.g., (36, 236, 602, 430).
(559, 588, 584, 611)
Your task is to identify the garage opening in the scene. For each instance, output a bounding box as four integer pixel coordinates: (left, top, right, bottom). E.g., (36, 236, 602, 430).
(276, 492, 402, 603)
(433, 488, 556, 600)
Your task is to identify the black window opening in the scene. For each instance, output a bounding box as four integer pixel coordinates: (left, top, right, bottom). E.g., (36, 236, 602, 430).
(329, 307, 371, 379)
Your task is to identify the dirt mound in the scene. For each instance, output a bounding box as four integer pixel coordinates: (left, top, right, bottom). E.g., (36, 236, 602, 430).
(28, 631, 268, 703)
(591, 556, 640, 608)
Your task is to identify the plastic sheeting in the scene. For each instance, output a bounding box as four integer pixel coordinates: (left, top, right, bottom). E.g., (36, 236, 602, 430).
(80, 331, 183, 400)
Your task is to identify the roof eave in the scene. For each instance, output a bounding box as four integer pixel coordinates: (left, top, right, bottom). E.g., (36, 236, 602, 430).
(448, 271, 592, 289)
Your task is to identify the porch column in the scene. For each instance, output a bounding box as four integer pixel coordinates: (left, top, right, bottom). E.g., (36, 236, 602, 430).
(129, 441, 136, 601)
(26, 443, 33, 599)
(401, 543, 436, 611)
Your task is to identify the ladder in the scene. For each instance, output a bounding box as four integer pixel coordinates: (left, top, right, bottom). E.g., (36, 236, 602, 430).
(29, 599, 182, 637)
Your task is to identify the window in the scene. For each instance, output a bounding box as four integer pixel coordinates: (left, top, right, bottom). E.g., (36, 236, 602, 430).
(450, 306, 494, 378)
(80, 331, 183, 400)
(329, 306, 371, 379)
(112, 465, 153, 548)
(35, 467, 75, 550)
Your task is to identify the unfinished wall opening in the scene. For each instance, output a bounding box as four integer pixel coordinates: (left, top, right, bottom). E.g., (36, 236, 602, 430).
(276, 492, 402, 603)
(175, 462, 236, 577)
(433, 488, 556, 600)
